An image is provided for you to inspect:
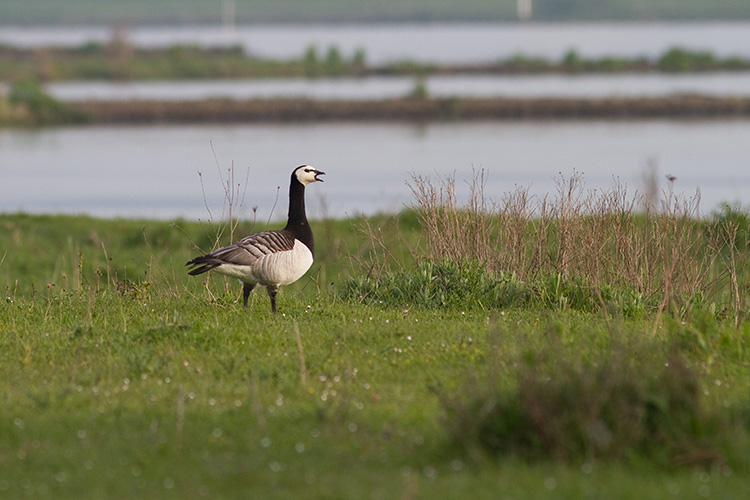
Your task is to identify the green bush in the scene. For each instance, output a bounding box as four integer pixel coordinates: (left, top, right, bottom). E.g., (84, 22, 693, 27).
(658, 47, 717, 72)
(342, 260, 532, 310)
(440, 336, 749, 468)
(8, 80, 88, 125)
(342, 259, 664, 315)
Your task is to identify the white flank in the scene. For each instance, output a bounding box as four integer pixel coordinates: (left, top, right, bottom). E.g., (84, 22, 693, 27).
(213, 239, 313, 286)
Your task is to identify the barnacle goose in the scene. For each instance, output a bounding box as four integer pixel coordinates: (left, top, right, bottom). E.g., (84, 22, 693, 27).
(186, 165, 325, 313)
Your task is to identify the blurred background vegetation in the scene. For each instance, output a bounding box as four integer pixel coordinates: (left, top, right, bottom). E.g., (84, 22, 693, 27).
(3, 0, 750, 25)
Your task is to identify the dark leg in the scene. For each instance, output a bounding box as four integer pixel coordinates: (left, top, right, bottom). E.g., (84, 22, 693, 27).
(242, 283, 255, 310)
(266, 285, 279, 313)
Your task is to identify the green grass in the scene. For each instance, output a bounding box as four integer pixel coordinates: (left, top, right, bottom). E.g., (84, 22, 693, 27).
(1, 211, 749, 498)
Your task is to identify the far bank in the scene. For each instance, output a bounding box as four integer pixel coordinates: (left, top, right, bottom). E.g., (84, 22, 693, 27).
(70, 95, 750, 124)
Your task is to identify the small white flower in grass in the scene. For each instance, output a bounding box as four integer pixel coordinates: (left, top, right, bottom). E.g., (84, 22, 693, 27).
(269, 461, 283, 472)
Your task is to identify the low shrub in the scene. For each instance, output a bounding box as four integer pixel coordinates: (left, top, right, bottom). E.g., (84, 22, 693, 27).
(342, 260, 532, 310)
(440, 335, 750, 468)
(7, 80, 88, 125)
(341, 259, 663, 315)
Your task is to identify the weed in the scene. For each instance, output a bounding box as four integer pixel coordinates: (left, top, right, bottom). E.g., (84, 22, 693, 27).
(440, 329, 748, 469)
(4, 80, 88, 125)
(405, 170, 749, 319)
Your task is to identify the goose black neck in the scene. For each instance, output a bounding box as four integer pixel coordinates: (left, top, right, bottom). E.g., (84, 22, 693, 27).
(284, 177, 314, 255)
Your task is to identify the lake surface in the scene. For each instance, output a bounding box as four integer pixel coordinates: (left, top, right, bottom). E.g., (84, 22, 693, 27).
(2, 23, 749, 222)
(2, 22, 750, 64)
(2, 121, 748, 221)
(43, 72, 750, 102)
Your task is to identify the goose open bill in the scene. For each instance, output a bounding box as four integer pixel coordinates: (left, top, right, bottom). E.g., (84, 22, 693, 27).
(186, 165, 325, 313)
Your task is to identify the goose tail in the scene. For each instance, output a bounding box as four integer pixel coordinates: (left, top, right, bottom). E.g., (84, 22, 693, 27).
(185, 255, 223, 276)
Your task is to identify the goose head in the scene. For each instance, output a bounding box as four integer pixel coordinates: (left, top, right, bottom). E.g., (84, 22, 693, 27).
(294, 165, 325, 186)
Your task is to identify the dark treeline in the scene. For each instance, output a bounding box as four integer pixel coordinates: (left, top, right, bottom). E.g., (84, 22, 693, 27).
(2, 42, 749, 83)
(4, 0, 750, 25)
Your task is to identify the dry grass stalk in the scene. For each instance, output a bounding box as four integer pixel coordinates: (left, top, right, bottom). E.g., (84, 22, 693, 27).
(192, 144, 251, 296)
(409, 170, 743, 314)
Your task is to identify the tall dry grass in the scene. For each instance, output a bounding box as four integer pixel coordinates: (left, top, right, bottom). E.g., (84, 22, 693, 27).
(408, 170, 748, 319)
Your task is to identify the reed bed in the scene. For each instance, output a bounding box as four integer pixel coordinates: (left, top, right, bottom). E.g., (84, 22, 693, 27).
(402, 170, 749, 319)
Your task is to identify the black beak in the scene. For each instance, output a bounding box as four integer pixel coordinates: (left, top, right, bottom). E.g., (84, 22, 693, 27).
(315, 170, 325, 182)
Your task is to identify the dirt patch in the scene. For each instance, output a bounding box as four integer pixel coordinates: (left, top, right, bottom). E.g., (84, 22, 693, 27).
(71, 95, 750, 124)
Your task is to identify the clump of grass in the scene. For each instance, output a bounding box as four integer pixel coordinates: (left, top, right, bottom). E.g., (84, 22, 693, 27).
(3, 80, 88, 126)
(181, 149, 254, 300)
(342, 259, 658, 314)
(405, 170, 749, 319)
(706, 203, 750, 325)
(440, 330, 750, 468)
(342, 260, 532, 310)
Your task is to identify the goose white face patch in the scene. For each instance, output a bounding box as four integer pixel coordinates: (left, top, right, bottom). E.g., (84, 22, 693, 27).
(295, 165, 321, 186)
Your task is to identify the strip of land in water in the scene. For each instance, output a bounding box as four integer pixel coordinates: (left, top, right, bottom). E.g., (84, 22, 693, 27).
(70, 95, 750, 123)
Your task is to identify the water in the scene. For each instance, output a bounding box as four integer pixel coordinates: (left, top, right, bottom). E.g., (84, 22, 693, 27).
(2, 121, 748, 220)
(2, 23, 749, 221)
(45, 72, 750, 102)
(9, 21, 750, 104)
(2, 22, 750, 64)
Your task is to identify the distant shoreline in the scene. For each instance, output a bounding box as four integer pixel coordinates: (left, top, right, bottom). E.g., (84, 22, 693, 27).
(70, 96, 750, 123)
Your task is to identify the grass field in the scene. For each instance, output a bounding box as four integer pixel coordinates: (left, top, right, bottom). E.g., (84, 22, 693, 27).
(2, 175, 750, 498)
